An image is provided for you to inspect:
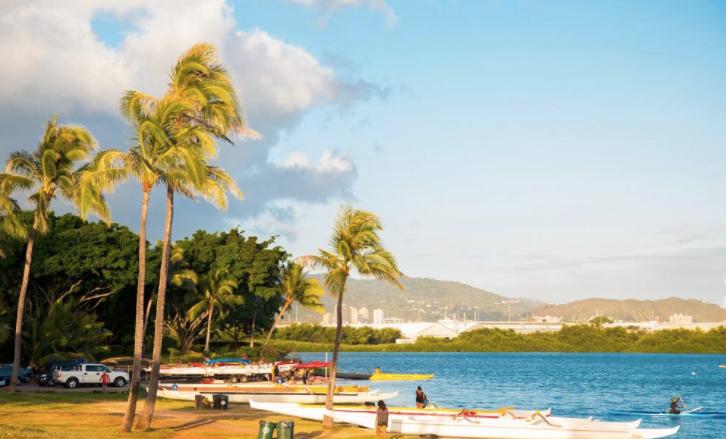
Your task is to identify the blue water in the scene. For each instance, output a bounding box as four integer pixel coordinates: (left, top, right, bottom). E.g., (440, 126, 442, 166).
(299, 352, 726, 438)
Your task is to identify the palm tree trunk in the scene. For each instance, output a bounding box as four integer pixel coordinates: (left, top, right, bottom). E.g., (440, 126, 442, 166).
(9, 222, 37, 393)
(204, 302, 214, 353)
(121, 187, 150, 432)
(264, 296, 293, 346)
(323, 286, 346, 429)
(142, 295, 155, 338)
(136, 187, 174, 431)
(249, 305, 257, 348)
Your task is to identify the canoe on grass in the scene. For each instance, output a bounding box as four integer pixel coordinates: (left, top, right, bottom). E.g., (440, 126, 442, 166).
(369, 372, 434, 381)
(157, 387, 397, 404)
(250, 401, 679, 439)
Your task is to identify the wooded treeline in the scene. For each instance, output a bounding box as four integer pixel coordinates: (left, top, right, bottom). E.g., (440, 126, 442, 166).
(0, 212, 287, 364)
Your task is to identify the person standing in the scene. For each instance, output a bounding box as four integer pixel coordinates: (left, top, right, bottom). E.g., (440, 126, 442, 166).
(375, 400, 389, 438)
(100, 370, 110, 392)
(415, 386, 428, 409)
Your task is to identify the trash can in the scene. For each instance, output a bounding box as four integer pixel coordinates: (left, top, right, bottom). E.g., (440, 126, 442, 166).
(212, 394, 228, 410)
(277, 420, 294, 439)
(194, 395, 207, 410)
(257, 420, 276, 439)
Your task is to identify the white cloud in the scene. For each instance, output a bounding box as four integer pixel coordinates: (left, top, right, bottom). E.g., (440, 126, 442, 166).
(285, 0, 397, 27)
(282, 151, 352, 173)
(0, 1, 349, 120)
(0, 0, 376, 239)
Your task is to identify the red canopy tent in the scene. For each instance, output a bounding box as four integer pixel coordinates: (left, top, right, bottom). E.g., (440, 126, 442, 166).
(295, 360, 331, 369)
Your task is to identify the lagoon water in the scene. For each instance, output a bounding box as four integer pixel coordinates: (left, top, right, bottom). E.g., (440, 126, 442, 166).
(299, 352, 726, 438)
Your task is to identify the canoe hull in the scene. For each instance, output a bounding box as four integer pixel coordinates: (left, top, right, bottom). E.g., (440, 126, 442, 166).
(157, 388, 397, 404)
(370, 372, 434, 381)
(248, 402, 677, 439)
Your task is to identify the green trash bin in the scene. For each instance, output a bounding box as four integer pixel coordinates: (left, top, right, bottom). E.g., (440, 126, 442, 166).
(277, 420, 294, 439)
(257, 420, 276, 439)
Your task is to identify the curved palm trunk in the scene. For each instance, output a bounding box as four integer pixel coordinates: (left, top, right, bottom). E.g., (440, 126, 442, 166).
(137, 187, 174, 430)
(204, 301, 214, 353)
(121, 187, 150, 431)
(9, 223, 37, 392)
(264, 296, 294, 346)
(249, 305, 257, 348)
(323, 285, 346, 429)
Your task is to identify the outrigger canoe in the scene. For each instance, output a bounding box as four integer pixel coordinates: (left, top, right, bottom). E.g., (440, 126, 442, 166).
(156, 384, 397, 404)
(370, 372, 434, 381)
(250, 401, 679, 439)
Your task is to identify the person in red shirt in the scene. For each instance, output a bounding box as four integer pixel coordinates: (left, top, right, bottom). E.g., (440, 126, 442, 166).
(100, 371, 110, 392)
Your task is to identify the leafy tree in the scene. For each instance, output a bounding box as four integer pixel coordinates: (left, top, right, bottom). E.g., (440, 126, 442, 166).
(24, 294, 111, 366)
(264, 261, 324, 346)
(177, 229, 287, 347)
(0, 117, 109, 392)
(304, 206, 402, 428)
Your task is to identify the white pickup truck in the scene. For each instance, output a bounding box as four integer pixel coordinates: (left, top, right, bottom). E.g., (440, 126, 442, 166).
(53, 363, 129, 389)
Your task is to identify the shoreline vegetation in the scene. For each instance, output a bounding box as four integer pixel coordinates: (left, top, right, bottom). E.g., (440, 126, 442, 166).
(262, 323, 726, 355)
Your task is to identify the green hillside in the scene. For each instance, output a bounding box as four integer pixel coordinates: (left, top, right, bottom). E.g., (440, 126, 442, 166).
(287, 277, 542, 323)
(533, 297, 725, 322)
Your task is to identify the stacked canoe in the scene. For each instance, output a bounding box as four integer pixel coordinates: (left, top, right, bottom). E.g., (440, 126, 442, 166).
(250, 401, 680, 439)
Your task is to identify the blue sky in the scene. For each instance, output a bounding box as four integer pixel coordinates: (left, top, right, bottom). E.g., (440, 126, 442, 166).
(2, 0, 726, 305)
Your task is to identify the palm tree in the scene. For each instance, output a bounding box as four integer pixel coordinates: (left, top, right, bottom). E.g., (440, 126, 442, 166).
(305, 206, 402, 428)
(136, 43, 251, 431)
(264, 261, 324, 346)
(0, 116, 107, 392)
(0, 191, 26, 258)
(188, 269, 240, 353)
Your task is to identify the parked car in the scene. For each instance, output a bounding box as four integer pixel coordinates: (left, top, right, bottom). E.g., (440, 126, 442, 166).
(39, 359, 87, 386)
(0, 377, 6, 387)
(53, 363, 129, 389)
(0, 364, 31, 386)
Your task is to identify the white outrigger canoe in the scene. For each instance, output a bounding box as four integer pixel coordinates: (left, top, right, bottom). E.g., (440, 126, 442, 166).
(249, 401, 679, 439)
(157, 386, 397, 404)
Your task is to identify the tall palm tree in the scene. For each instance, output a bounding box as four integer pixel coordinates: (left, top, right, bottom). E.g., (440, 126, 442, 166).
(136, 43, 251, 431)
(305, 206, 402, 428)
(188, 269, 240, 353)
(117, 91, 175, 432)
(0, 116, 107, 392)
(264, 261, 324, 346)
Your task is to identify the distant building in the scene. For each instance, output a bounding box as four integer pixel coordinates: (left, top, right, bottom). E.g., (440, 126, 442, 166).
(322, 312, 332, 325)
(349, 306, 359, 325)
(373, 309, 384, 325)
(532, 315, 563, 323)
(669, 313, 693, 324)
(358, 307, 370, 323)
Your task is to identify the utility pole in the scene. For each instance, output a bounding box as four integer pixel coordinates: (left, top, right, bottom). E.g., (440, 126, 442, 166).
(502, 300, 520, 322)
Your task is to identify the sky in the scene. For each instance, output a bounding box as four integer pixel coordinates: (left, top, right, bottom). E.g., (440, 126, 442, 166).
(2, 0, 726, 305)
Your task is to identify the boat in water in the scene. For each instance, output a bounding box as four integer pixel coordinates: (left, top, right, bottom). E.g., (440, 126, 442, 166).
(249, 401, 679, 439)
(369, 372, 434, 381)
(156, 382, 397, 404)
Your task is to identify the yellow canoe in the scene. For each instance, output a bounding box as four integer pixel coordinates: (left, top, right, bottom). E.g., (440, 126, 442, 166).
(370, 372, 434, 381)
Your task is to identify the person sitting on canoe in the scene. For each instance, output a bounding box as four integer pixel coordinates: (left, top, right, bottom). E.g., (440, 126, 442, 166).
(374, 366, 381, 374)
(669, 396, 684, 414)
(376, 400, 389, 438)
(415, 386, 428, 409)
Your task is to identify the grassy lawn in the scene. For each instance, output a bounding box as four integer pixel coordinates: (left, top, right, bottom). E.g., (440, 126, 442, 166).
(0, 391, 399, 439)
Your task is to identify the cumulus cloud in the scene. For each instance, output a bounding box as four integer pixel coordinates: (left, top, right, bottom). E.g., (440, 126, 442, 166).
(0, 0, 380, 240)
(285, 0, 397, 27)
